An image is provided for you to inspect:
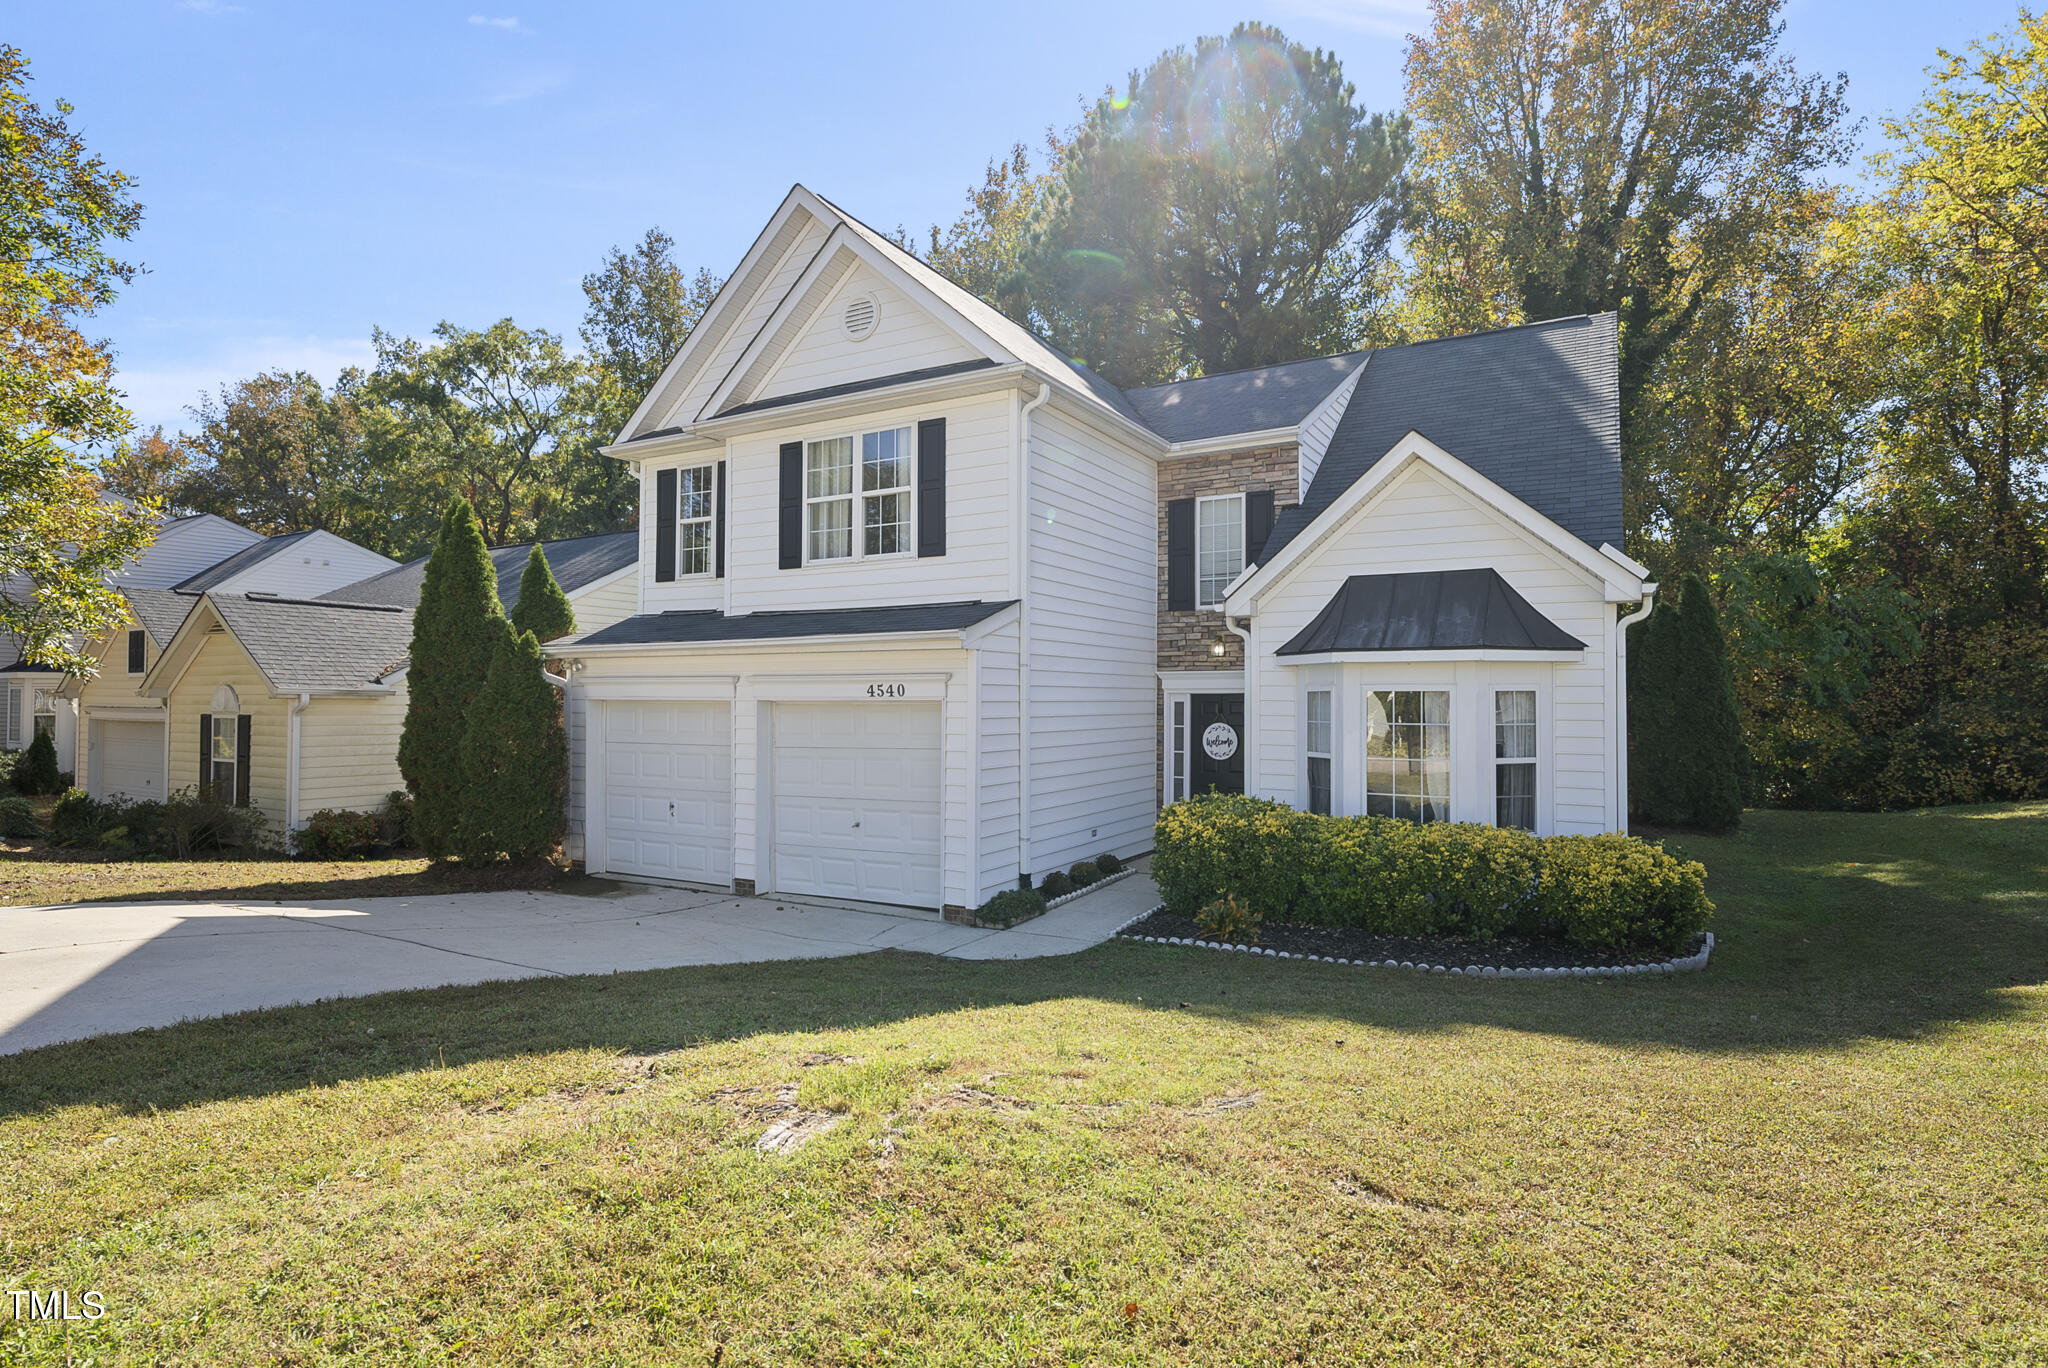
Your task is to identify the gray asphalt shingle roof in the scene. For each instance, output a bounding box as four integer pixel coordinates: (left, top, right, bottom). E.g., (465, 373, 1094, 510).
(564, 599, 1015, 648)
(1263, 314, 1622, 560)
(171, 530, 319, 592)
(207, 594, 415, 692)
(1123, 352, 1368, 444)
(123, 587, 199, 647)
(322, 532, 637, 612)
(1277, 570, 1586, 655)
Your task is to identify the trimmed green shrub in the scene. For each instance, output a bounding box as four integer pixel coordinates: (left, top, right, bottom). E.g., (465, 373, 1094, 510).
(13, 728, 61, 795)
(152, 787, 269, 857)
(455, 622, 566, 863)
(1067, 860, 1101, 887)
(297, 808, 382, 860)
(510, 543, 576, 643)
(50, 788, 108, 846)
(0, 795, 39, 839)
(1039, 870, 1074, 899)
(1154, 793, 1711, 952)
(974, 887, 1046, 928)
(400, 496, 506, 858)
(1631, 575, 1745, 831)
(379, 789, 416, 848)
(0, 752, 17, 790)
(1093, 851, 1124, 876)
(1194, 893, 1262, 943)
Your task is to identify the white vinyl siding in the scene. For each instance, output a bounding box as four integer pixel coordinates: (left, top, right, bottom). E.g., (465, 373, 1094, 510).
(111, 517, 264, 589)
(565, 572, 639, 636)
(1196, 493, 1244, 608)
(748, 265, 983, 407)
(657, 213, 832, 428)
(203, 531, 398, 598)
(975, 616, 1022, 900)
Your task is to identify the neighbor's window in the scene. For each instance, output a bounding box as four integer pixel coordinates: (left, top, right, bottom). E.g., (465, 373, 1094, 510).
(861, 426, 912, 556)
(31, 688, 55, 740)
(209, 714, 237, 799)
(677, 464, 715, 576)
(1195, 493, 1245, 608)
(806, 426, 914, 563)
(127, 629, 146, 674)
(1494, 689, 1537, 831)
(1365, 689, 1450, 823)
(1170, 700, 1188, 802)
(1306, 690, 1332, 815)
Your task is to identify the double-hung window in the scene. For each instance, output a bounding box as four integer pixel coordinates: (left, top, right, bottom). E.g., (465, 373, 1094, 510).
(127, 629, 146, 675)
(805, 426, 913, 562)
(1494, 689, 1538, 830)
(1195, 494, 1244, 608)
(677, 464, 715, 576)
(31, 689, 55, 741)
(1365, 689, 1451, 823)
(1305, 690, 1332, 815)
(209, 715, 237, 799)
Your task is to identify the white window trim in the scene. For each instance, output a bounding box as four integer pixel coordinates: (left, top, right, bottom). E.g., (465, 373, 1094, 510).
(209, 712, 239, 802)
(675, 463, 717, 578)
(1489, 678, 1549, 834)
(803, 426, 916, 566)
(1194, 492, 1245, 610)
(1361, 682, 1456, 825)
(1304, 688, 1333, 815)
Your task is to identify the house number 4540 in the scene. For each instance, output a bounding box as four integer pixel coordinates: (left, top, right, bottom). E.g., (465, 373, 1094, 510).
(866, 683, 908, 699)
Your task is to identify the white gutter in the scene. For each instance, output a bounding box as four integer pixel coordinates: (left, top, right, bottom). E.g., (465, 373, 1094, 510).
(285, 691, 311, 840)
(1224, 617, 1254, 791)
(1015, 382, 1052, 886)
(1613, 584, 1658, 833)
(556, 627, 994, 658)
(1164, 426, 1297, 459)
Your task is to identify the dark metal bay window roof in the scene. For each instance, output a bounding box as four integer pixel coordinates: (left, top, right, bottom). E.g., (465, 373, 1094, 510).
(1277, 570, 1585, 656)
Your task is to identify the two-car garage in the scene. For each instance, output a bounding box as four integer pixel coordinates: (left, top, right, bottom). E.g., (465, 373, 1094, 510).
(596, 697, 943, 909)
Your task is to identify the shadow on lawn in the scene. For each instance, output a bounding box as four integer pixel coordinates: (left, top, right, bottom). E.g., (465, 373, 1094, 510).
(2, 806, 2042, 1120)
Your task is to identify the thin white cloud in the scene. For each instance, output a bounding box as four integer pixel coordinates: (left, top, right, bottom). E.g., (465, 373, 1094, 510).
(179, 0, 248, 14)
(1274, 0, 1430, 39)
(476, 68, 569, 106)
(112, 336, 378, 435)
(467, 14, 530, 34)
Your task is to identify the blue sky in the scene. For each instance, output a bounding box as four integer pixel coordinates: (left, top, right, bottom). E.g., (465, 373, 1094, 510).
(18, 0, 2030, 435)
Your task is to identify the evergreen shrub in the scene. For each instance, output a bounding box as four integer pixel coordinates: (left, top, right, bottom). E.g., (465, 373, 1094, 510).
(974, 887, 1046, 928)
(13, 728, 61, 794)
(0, 795, 38, 839)
(297, 809, 382, 860)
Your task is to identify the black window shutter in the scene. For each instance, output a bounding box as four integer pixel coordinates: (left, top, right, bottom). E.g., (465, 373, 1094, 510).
(917, 417, 946, 558)
(235, 714, 252, 808)
(1245, 489, 1276, 566)
(654, 467, 677, 583)
(128, 630, 145, 674)
(778, 441, 804, 569)
(714, 460, 728, 578)
(197, 715, 211, 799)
(1166, 498, 1196, 611)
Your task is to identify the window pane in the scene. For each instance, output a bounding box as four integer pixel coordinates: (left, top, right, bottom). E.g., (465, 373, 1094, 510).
(1306, 690, 1331, 756)
(1495, 689, 1537, 759)
(864, 489, 909, 556)
(679, 521, 711, 576)
(678, 464, 715, 519)
(1171, 701, 1187, 801)
(806, 437, 853, 497)
(862, 427, 911, 492)
(1364, 690, 1449, 823)
(212, 761, 235, 792)
(1196, 496, 1245, 605)
(1308, 756, 1332, 815)
(1497, 761, 1536, 830)
(211, 716, 236, 762)
(807, 498, 852, 560)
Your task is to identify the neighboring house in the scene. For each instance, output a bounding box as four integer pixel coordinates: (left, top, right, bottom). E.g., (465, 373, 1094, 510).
(57, 526, 401, 803)
(63, 532, 639, 837)
(554, 185, 1654, 917)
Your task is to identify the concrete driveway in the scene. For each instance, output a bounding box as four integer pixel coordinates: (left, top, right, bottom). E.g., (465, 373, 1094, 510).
(0, 868, 1159, 1055)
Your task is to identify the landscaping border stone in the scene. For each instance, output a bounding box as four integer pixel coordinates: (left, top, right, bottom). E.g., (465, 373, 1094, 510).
(1041, 867, 1137, 910)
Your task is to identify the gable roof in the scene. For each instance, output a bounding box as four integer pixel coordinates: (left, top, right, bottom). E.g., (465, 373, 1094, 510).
(1277, 570, 1587, 656)
(171, 530, 320, 591)
(122, 587, 200, 648)
(320, 532, 637, 612)
(201, 594, 415, 692)
(1263, 315, 1621, 560)
(1123, 352, 1368, 444)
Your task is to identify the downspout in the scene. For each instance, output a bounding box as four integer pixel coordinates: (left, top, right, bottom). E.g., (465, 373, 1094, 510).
(1015, 382, 1052, 886)
(1613, 585, 1657, 833)
(286, 692, 311, 844)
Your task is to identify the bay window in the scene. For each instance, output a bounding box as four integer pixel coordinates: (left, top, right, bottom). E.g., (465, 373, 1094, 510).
(1365, 689, 1450, 823)
(1494, 689, 1538, 830)
(1305, 690, 1332, 814)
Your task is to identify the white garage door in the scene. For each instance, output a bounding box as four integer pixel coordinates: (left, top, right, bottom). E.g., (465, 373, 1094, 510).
(602, 701, 733, 885)
(771, 702, 942, 907)
(90, 718, 164, 802)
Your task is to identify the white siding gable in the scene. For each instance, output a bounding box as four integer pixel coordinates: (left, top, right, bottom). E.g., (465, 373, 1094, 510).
(210, 531, 397, 598)
(1295, 359, 1367, 501)
(114, 516, 264, 589)
(745, 260, 984, 408)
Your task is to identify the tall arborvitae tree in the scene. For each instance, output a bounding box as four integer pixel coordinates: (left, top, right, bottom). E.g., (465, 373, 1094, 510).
(457, 621, 566, 863)
(398, 496, 505, 856)
(509, 543, 575, 643)
(1630, 576, 1746, 830)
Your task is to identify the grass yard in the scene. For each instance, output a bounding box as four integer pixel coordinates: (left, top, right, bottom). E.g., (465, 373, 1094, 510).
(1, 804, 2044, 1364)
(0, 842, 578, 908)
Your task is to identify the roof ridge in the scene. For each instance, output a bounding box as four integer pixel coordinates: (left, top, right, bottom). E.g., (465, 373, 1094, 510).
(1124, 350, 1369, 394)
(231, 592, 407, 612)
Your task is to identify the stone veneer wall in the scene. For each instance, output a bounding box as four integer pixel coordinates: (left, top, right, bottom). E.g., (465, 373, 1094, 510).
(1154, 443, 1300, 805)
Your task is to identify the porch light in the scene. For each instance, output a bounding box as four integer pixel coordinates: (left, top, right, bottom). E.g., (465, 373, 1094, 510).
(1210, 636, 1228, 658)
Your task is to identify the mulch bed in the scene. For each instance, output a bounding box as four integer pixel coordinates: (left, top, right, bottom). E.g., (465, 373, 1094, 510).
(1121, 908, 1708, 971)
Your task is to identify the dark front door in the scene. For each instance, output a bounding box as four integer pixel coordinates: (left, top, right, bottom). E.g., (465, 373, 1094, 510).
(1189, 693, 1245, 795)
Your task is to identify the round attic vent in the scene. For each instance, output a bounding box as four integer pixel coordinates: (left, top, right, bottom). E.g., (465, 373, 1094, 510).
(843, 292, 879, 342)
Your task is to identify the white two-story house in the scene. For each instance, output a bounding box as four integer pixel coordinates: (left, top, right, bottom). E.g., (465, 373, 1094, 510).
(557, 185, 1655, 918)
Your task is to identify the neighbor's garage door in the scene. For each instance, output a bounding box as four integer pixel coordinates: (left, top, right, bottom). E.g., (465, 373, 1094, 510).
(602, 701, 733, 885)
(89, 718, 164, 802)
(771, 702, 942, 907)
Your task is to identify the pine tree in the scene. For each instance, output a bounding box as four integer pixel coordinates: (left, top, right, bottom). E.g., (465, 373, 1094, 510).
(456, 621, 566, 862)
(1629, 576, 1747, 830)
(509, 543, 575, 643)
(1628, 592, 1683, 823)
(14, 727, 60, 795)
(398, 496, 505, 857)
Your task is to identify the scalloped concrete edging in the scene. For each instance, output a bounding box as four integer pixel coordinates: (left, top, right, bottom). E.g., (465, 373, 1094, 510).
(1118, 907, 1714, 977)
(1039, 867, 1137, 910)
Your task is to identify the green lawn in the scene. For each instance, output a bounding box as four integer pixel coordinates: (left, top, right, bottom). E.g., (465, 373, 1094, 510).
(2, 805, 2044, 1365)
(0, 842, 583, 908)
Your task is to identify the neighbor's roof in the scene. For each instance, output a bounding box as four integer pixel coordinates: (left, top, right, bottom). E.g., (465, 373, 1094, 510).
(206, 593, 416, 692)
(564, 599, 1015, 649)
(1123, 352, 1368, 444)
(1263, 315, 1622, 560)
(1277, 570, 1587, 656)
(122, 587, 200, 648)
(322, 532, 638, 612)
(170, 530, 320, 592)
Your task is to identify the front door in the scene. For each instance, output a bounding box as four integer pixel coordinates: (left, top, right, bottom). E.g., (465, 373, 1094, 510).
(1189, 692, 1245, 795)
